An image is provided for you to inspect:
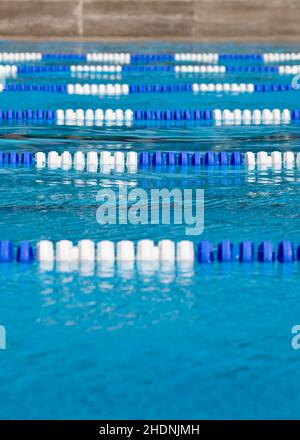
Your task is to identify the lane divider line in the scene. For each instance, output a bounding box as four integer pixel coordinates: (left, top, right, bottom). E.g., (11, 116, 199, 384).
(2, 82, 296, 95)
(0, 239, 299, 265)
(0, 108, 298, 125)
(1, 150, 300, 171)
(5, 52, 300, 64)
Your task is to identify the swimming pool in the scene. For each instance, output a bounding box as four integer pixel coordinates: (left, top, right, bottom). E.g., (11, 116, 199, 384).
(1, 41, 300, 420)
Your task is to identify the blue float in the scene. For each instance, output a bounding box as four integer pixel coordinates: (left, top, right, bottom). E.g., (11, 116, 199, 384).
(9, 152, 19, 165)
(231, 152, 243, 165)
(152, 152, 162, 166)
(166, 152, 176, 166)
(278, 241, 295, 263)
(178, 152, 189, 166)
(258, 241, 275, 263)
(239, 241, 254, 263)
(292, 110, 300, 120)
(16, 241, 34, 263)
(197, 241, 214, 263)
(217, 152, 228, 165)
(0, 240, 14, 263)
(139, 152, 150, 166)
(21, 152, 33, 166)
(191, 152, 202, 166)
(204, 152, 215, 166)
(217, 240, 233, 262)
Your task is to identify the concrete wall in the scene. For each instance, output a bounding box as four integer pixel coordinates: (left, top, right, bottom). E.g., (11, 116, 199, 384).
(0, 0, 299, 40)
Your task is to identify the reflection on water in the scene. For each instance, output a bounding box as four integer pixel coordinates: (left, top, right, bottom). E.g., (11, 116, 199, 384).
(40, 259, 195, 280)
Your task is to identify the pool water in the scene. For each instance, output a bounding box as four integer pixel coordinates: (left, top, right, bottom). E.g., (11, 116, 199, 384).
(0, 41, 300, 420)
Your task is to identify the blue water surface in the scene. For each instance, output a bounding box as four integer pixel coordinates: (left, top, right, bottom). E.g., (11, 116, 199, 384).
(0, 41, 300, 420)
